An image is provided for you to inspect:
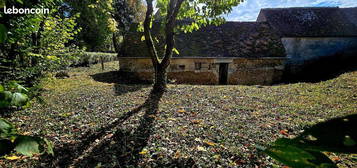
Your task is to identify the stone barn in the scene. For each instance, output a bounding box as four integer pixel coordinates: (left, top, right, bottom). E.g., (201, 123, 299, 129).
(257, 7, 357, 80)
(120, 7, 357, 85)
(120, 22, 286, 85)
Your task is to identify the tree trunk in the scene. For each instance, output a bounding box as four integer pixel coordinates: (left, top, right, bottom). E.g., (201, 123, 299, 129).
(113, 32, 120, 54)
(144, 0, 184, 92)
(153, 65, 167, 92)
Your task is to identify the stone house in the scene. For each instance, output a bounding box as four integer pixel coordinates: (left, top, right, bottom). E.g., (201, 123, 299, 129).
(257, 7, 357, 80)
(119, 7, 357, 85)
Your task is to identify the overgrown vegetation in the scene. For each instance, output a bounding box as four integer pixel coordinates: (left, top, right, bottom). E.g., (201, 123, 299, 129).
(1, 0, 356, 167)
(0, 0, 83, 84)
(0, 82, 29, 109)
(0, 82, 53, 159)
(0, 118, 53, 158)
(2, 62, 356, 167)
(0, 0, 146, 84)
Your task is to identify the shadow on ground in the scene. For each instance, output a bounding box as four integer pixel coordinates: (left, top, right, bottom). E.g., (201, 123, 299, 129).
(39, 90, 197, 168)
(282, 52, 357, 84)
(90, 71, 151, 96)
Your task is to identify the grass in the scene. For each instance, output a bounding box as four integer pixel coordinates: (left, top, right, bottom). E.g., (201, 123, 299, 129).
(1, 61, 356, 167)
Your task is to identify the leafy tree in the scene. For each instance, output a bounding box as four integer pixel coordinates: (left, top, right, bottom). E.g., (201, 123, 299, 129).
(112, 0, 146, 54)
(65, 0, 117, 51)
(0, 0, 82, 83)
(38, 14, 83, 70)
(142, 0, 244, 92)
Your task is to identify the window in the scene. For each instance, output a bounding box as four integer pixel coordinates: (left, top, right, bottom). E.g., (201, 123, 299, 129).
(208, 63, 215, 70)
(179, 65, 185, 70)
(195, 62, 202, 70)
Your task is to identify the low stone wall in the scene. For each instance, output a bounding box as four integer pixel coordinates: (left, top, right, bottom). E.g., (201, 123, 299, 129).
(119, 57, 285, 85)
(72, 52, 118, 66)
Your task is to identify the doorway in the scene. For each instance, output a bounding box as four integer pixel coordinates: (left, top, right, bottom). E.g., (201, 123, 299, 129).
(219, 63, 229, 85)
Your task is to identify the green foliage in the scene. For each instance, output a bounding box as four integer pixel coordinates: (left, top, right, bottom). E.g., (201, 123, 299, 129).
(65, 0, 117, 51)
(0, 118, 53, 157)
(38, 14, 83, 70)
(0, 82, 30, 109)
(0, 0, 5, 7)
(0, 0, 84, 83)
(0, 24, 6, 43)
(149, 0, 244, 33)
(260, 114, 357, 168)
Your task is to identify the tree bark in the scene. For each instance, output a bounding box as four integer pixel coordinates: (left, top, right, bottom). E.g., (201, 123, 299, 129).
(153, 65, 167, 92)
(144, 0, 184, 92)
(113, 32, 119, 54)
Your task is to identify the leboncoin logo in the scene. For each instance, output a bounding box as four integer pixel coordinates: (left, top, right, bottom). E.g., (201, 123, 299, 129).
(3, 6, 50, 15)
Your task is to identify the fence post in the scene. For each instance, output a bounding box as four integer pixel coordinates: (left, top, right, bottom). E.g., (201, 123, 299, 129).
(101, 56, 104, 71)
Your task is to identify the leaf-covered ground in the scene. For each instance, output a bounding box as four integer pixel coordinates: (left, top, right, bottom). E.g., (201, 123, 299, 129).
(1, 61, 356, 167)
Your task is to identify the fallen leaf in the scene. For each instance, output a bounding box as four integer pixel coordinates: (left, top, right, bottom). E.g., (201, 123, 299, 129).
(148, 115, 156, 119)
(22, 132, 31, 135)
(332, 157, 341, 162)
(5, 155, 21, 160)
(203, 140, 216, 146)
(196, 146, 207, 152)
(173, 151, 181, 158)
(59, 112, 73, 117)
(177, 109, 186, 113)
(139, 149, 149, 155)
(105, 134, 114, 139)
(192, 120, 202, 124)
(279, 129, 289, 136)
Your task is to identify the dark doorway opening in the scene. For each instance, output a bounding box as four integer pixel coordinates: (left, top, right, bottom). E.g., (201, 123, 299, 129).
(219, 63, 229, 85)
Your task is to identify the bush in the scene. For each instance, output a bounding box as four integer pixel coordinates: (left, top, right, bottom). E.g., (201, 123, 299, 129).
(72, 52, 118, 66)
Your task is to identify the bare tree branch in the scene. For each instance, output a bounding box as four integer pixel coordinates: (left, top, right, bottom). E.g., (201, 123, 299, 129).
(161, 0, 185, 68)
(144, 0, 160, 67)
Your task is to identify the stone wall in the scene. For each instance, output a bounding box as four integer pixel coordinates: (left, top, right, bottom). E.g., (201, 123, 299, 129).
(119, 57, 285, 85)
(282, 37, 357, 75)
(119, 58, 219, 84)
(229, 58, 285, 85)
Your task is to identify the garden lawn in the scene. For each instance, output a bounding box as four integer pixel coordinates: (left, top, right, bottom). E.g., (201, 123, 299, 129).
(1, 61, 356, 167)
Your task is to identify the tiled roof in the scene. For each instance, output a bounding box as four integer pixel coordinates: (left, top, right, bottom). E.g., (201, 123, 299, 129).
(341, 7, 357, 27)
(257, 7, 357, 37)
(123, 22, 286, 58)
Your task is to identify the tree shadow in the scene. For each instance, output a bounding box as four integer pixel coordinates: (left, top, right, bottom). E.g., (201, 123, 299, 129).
(71, 90, 163, 167)
(90, 71, 151, 96)
(39, 90, 196, 167)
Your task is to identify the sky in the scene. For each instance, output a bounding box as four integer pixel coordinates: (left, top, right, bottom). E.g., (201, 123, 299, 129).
(226, 0, 357, 21)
